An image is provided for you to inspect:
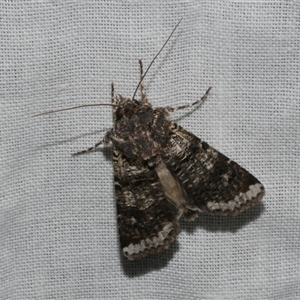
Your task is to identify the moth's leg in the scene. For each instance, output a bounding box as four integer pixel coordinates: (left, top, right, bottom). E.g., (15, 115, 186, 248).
(165, 86, 212, 113)
(72, 130, 112, 156)
(139, 59, 149, 104)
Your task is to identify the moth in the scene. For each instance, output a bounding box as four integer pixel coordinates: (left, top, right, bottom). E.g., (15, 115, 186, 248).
(35, 20, 265, 260)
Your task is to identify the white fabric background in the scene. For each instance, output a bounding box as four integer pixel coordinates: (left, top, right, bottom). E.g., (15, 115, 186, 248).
(1, 1, 299, 299)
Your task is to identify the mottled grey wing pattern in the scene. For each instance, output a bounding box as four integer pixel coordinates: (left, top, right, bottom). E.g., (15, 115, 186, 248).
(162, 122, 265, 216)
(113, 148, 181, 260)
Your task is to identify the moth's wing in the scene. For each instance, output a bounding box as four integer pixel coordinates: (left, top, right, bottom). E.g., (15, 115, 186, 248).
(163, 123, 265, 216)
(113, 148, 181, 260)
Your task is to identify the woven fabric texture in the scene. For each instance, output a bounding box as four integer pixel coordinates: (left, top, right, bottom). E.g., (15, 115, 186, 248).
(1, 2, 299, 299)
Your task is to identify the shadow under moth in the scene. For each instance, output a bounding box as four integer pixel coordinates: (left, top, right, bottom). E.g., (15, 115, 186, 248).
(35, 20, 265, 260)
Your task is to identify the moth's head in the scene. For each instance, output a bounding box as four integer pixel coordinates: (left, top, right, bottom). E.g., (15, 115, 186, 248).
(115, 96, 151, 121)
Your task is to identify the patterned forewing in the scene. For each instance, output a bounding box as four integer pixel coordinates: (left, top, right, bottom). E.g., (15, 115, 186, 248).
(162, 123, 265, 216)
(113, 148, 181, 260)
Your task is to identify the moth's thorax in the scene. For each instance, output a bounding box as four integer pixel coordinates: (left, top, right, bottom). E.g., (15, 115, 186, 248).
(112, 97, 170, 162)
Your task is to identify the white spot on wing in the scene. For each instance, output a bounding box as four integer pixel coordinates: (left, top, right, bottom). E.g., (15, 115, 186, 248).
(123, 223, 173, 256)
(205, 184, 263, 213)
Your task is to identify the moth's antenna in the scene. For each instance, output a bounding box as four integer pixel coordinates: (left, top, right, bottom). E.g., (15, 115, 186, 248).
(132, 18, 182, 100)
(34, 19, 182, 117)
(32, 103, 117, 117)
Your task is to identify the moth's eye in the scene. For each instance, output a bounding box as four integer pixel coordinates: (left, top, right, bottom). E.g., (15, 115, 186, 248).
(116, 107, 124, 120)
